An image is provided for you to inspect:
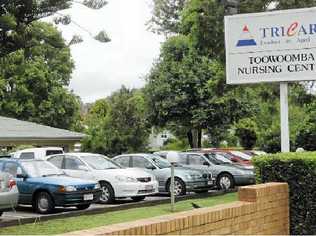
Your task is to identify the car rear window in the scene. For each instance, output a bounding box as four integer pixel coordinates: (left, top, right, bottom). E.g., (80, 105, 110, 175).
(20, 152, 35, 159)
(46, 150, 63, 156)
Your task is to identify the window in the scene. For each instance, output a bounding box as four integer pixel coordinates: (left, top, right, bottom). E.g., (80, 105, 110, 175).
(188, 154, 205, 165)
(132, 156, 153, 169)
(177, 154, 188, 164)
(19, 152, 35, 160)
(64, 156, 85, 170)
(114, 156, 130, 168)
(48, 155, 64, 169)
(46, 150, 63, 156)
(3, 162, 22, 177)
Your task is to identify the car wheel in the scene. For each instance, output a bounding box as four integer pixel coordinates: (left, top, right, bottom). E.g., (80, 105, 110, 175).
(167, 178, 186, 196)
(34, 191, 55, 214)
(217, 173, 234, 190)
(131, 196, 146, 202)
(76, 204, 90, 210)
(99, 182, 115, 204)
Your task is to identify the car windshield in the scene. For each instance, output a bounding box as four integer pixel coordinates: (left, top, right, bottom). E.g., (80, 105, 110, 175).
(81, 155, 121, 170)
(21, 161, 64, 177)
(148, 154, 171, 169)
(213, 154, 233, 164)
(203, 154, 222, 165)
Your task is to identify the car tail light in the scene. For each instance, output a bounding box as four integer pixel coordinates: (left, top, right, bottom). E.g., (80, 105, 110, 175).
(8, 179, 16, 190)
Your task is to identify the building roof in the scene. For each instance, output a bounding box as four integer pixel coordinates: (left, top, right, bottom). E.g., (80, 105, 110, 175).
(0, 116, 85, 141)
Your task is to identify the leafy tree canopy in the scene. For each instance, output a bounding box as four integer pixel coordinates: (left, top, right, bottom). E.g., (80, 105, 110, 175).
(82, 87, 150, 156)
(0, 22, 80, 129)
(0, 0, 109, 57)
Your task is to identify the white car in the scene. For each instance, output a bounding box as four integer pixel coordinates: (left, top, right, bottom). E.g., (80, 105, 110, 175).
(0, 171, 19, 216)
(12, 147, 64, 160)
(46, 153, 158, 203)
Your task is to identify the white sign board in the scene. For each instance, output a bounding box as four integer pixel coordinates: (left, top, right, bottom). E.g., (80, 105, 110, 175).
(225, 7, 316, 84)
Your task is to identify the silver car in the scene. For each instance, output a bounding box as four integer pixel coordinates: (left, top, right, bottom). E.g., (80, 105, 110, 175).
(0, 171, 19, 216)
(177, 152, 256, 189)
(113, 154, 215, 196)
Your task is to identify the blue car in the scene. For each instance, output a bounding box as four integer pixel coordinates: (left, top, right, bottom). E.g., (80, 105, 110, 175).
(0, 159, 101, 214)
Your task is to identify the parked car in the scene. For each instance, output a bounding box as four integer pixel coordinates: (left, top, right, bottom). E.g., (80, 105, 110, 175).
(113, 154, 215, 196)
(12, 147, 64, 160)
(0, 159, 101, 214)
(46, 153, 158, 203)
(0, 171, 19, 216)
(177, 152, 256, 189)
(211, 150, 253, 166)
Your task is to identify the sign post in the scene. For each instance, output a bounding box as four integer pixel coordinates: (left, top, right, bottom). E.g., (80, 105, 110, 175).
(224, 7, 316, 152)
(166, 151, 180, 212)
(280, 82, 290, 152)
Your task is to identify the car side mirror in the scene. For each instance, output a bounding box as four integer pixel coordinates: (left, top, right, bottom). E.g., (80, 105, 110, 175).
(145, 164, 156, 170)
(203, 161, 210, 166)
(78, 165, 89, 171)
(17, 173, 28, 180)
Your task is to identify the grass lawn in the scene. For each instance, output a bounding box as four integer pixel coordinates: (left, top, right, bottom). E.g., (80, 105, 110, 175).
(0, 192, 237, 235)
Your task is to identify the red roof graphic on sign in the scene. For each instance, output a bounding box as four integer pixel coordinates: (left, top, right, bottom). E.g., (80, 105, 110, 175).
(236, 25, 257, 47)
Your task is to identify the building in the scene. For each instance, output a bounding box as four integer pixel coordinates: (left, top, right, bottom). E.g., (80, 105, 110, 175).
(0, 116, 85, 152)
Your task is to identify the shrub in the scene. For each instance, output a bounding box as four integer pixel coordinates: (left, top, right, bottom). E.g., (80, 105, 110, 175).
(253, 152, 316, 235)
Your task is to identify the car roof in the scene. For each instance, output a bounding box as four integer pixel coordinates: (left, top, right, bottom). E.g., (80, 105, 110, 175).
(14, 147, 63, 153)
(0, 158, 45, 163)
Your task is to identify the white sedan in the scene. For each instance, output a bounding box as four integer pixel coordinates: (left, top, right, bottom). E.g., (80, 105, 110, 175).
(46, 153, 158, 203)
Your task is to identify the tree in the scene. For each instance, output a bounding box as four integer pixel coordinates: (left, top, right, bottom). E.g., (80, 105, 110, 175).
(147, 0, 187, 35)
(82, 87, 150, 156)
(0, 22, 80, 129)
(295, 101, 316, 151)
(235, 118, 258, 149)
(145, 36, 252, 148)
(0, 0, 109, 57)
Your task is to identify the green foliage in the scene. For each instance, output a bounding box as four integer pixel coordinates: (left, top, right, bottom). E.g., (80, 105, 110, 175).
(235, 118, 257, 149)
(163, 138, 189, 151)
(253, 152, 316, 235)
(145, 35, 252, 148)
(0, 22, 80, 129)
(147, 0, 187, 35)
(295, 101, 316, 151)
(82, 87, 150, 156)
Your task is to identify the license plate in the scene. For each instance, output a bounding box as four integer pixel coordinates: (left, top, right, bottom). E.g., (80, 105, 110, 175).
(208, 181, 213, 185)
(145, 185, 153, 190)
(83, 194, 93, 201)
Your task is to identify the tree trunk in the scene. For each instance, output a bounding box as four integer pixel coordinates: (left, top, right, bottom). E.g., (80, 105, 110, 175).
(198, 129, 202, 148)
(187, 130, 193, 148)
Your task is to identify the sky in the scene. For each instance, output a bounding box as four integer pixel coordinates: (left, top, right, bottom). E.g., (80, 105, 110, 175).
(56, 0, 164, 103)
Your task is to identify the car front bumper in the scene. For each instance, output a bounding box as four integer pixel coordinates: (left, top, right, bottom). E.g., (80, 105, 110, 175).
(234, 175, 256, 185)
(54, 189, 102, 207)
(113, 181, 159, 198)
(0, 187, 19, 211)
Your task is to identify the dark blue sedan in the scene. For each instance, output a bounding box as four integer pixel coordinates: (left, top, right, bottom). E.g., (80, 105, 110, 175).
(0, 159, 101, 214)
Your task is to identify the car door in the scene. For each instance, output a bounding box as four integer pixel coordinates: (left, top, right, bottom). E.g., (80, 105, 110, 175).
(3, 162, 32, 203)
(63, 155, 94, 180)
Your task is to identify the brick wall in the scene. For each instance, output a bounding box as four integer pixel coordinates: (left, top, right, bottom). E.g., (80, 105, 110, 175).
(67, 182, 289, 235)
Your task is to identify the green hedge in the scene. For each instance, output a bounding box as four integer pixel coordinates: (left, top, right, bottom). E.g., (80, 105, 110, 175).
(253, 152, 316, 235)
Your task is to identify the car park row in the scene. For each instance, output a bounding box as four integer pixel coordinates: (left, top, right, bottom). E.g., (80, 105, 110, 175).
(0, 147, 263, 216)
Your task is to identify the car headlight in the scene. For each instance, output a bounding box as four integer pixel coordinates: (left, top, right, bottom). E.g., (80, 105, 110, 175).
(115, 175, 137, 182)
(94, 183, 101, 189)
(151, 175, 156, 181)
(59, 185, 77, 192)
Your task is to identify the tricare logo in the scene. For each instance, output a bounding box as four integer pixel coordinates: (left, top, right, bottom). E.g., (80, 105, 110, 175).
(236, 25, 257, 47)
